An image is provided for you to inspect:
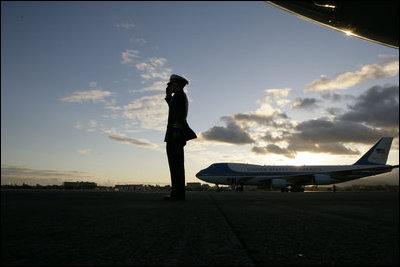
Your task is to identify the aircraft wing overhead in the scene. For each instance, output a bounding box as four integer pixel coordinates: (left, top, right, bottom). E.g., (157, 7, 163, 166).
(266, 1, 399, 49)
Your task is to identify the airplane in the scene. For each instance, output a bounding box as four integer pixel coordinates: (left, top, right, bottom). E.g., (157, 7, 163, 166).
(266, 1, 398, 49)
(196, 137, 399, 192)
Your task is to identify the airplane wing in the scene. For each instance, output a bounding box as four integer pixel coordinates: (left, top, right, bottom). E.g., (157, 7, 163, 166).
(266, 1, 399, 49)
(256, 165, 399, 185)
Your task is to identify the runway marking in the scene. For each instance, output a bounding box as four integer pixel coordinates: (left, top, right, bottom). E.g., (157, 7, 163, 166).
(207, 192, 257, 266)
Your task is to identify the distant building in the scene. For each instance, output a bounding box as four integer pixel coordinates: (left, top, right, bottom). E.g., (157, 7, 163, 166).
(186, 182, 202, 191)
(63, 181, 97, 189)
(95, 186, 113, 191)
(114, 184, 144, 192)
(201, 184, 211, 190)
(113, 184, 172, 192)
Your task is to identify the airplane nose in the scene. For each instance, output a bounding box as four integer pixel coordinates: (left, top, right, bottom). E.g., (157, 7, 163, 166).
(196, 168, 208, 179)
(196, 168, 206, 178)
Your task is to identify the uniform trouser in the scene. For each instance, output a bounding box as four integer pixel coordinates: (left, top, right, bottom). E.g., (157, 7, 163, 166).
(166, 142, 185, 197)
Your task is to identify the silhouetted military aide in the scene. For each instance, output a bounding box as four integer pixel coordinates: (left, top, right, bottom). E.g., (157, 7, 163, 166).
(164, 74, 197, 200)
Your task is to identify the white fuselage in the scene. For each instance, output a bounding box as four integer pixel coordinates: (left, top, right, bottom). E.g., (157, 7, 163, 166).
(196, 163, 392, 186)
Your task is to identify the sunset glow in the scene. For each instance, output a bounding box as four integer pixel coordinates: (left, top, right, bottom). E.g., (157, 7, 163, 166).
(2, 2, 398, 186)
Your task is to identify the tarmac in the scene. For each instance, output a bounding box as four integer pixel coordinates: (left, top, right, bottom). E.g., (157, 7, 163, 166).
(1, 190, 398, 266)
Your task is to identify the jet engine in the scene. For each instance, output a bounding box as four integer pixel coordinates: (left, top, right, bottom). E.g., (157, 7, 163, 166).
(271, 179, 288, 188)
(314, 174, 331, 185)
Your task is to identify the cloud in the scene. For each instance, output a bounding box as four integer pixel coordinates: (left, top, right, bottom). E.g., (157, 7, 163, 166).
(199, 88, 293, 146)
(88, 120, 97, 128)
(121, 49, 140, 64)
(122, 93, 168, 131)
(200, 88, 293, 146)
(73, 120, 107, 134)
(60, 89, 115, 103)
(340, 85, 399, 128)
(261, 133, 286, 142)
(107, 133, 157, 148)
(252, 144, 295, 158)
(130, 81, 166, 93)
(200, 83, 398, 159)
(121, 50, 172, 82)
(253, 116, 397, 157)
(74, 121, 83, 130)
(325, 107, 343, 116)
(289, 141, 360, 156)
(114, 22, 135, 29)
(77, 149, 91, 154)
(105, 99, 122, 111)
(232, 112, 288, 127)
(251, 120, 372, 157)
(292, 119, 395, 144)
(265, 88, 292, 99)
(255, 85, 399, 157)
(200, 117, 254, 144)
(320, 92, 355, 102)
(306, 55, 399, 91)
(251, 120, 365, 157)
(1, 164, 89, 179)
(61, 81, 115, 103)
(135, 57, 172, 81)
(291, 98, 319, 110)
(255, 88, 292, 113)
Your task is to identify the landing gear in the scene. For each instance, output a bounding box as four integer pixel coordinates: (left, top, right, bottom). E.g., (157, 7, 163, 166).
(227, 178, 244, 191)
(230, 183, 236, 191)
(215, 184, 223, 192)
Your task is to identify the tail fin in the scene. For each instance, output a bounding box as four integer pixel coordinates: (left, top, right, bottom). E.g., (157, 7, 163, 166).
(354, 137, 393, 165)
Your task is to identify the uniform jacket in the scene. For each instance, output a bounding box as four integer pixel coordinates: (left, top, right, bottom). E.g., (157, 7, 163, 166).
(164, 89, 197, 143)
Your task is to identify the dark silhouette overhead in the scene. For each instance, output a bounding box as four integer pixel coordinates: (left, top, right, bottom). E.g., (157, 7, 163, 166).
(267, 1, 399, 49)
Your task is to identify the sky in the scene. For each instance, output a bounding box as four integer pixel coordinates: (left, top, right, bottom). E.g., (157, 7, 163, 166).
(1, 1, 399, 186)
